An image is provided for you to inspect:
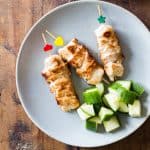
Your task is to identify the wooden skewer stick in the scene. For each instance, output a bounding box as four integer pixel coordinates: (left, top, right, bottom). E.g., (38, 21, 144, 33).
(45, 30, 57, 40)
(97, 4, 103, 16)
(42, 33, 53, 55)
(42, 33, 47, 44)
(102, 78, 110, 84)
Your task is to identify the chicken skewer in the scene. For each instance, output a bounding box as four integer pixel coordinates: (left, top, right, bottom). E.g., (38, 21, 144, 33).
(41, 34, 79, 112)
(42, 55, 80, 112)
(95, 5, 124, 81)
(58, 38, 104, 85)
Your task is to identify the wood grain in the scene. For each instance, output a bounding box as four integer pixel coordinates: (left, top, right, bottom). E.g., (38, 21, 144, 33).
(0, 0, 149, 150)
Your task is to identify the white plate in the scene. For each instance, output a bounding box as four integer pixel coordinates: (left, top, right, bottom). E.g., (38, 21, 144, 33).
(16, 0, 150, 147)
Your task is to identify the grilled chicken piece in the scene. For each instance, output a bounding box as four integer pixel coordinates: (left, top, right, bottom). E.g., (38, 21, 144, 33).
(42, 55, 80, 112)
(59, 38, 104, 85)
(95, 24, 124, 81)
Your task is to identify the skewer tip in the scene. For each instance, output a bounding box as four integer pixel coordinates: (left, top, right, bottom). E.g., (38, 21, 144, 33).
(45, 30, 56, 40)
(42, 33, 47, 44)
(102, 78, 110, 84)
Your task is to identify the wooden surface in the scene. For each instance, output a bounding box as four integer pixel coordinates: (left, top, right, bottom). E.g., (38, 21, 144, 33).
(0, 0, 150, 149)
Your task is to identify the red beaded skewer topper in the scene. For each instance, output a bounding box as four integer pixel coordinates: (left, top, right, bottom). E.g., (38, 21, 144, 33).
(42, 33, 53, 52)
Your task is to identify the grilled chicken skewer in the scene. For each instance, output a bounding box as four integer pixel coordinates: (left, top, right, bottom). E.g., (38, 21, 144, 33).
(95, 24, 124, 81)
(42, 54, 80, 112)
(59, 38, 104, 85)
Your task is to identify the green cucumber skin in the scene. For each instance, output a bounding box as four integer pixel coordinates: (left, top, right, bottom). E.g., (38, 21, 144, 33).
(131, 81, 144, 96)
(83, 93, 99, 104)
(85, 120, 97, 132)
(83, 88, 101, 104)
(93, 103, 101, 115)
(120, 90, 137, 104)
(103, 114, 115, 121)
(110, 82, 122, 89)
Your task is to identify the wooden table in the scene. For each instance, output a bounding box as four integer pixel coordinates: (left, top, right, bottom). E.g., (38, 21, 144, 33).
(0, 0, 150, 149)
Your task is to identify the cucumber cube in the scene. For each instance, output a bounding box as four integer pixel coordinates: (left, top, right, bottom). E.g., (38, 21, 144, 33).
(108, 87, 119, 95)
(128, 100, 141, 117)
(77, 108, 91, 120)
(110, 85, 137, 104)
(88, 116, 101, 124)
(104, 93, 120, 111)
(99, 107, 114, 121)
(93, 103, 101, 115)
(119, 101, 129, 113)
(86, 120, 98, 132)
(120, 90, 137, 104)
(103, 116, 120, 132)
(116, 80, 131, 90)
(80, 103, 95, 116)
(110, 82, 122, 90)
(131, 81, 144, 96)
(83, 88, 101, 104)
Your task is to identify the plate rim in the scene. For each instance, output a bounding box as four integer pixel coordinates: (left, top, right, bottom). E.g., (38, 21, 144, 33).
(16, 0, 150, 147)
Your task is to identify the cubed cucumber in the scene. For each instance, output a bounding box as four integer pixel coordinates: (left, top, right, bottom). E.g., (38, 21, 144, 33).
(120, 90, 137, 104)
(77, 108, 91, 120)
(108, 87, 119, 96)
(96, 83, 104, 95)
(108, 83, 122, 96)
(88, 116, 101, 124)
(83, 88, 101, 104)
(110, 85, 137, 104)
(93, 103, 101, 115)
(85, 120, 98, 132)
(80, 103, 95, 116)
(128, 100, 141, 117)
(110, 82, 122, 90)
(131, 81, 144, 96)
(116, 80, 131, 90)
(104, 93, 120, 111)
(99, 107, 114, 121)
(103, 97, 109, 107)
(104, 92, 129, 113)
(119, 101, 129, 113)
(103, 116, 120, 132)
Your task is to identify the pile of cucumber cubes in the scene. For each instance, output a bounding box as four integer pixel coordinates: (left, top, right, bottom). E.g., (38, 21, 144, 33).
(77, 80, 144, 132)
